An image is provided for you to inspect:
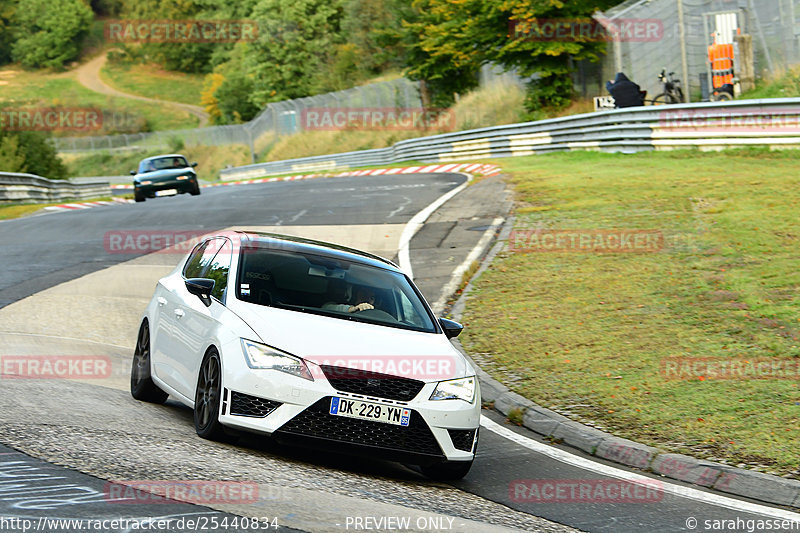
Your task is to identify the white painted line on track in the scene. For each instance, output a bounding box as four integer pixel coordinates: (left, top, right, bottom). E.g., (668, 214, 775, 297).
(430, 216, 504, 315)
(0, 331, 131, 350)
(480, 416, 800, 521)
(397, 174, 471, 279)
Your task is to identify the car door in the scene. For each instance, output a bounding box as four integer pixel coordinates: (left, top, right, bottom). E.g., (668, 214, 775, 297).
(171, 238, 233, 399)
(149, 277, 176, 383)
(153, 240, 217, 396)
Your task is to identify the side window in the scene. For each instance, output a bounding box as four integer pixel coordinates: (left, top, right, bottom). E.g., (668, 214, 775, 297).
(206, 240, 232, 301)
(183, 240, 217, 279)
(183, 241, 209, 278)
(396, 288, 424, 328)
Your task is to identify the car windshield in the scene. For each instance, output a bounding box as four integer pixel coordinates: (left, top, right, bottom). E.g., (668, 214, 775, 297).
(138, 156, 188, 173)
(236, 247, 437, 333)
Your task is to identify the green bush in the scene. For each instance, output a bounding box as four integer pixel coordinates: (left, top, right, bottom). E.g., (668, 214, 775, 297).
(11, 0, 93, 69)
(0, 130, 68, 179)
(215, 72, 261, 123)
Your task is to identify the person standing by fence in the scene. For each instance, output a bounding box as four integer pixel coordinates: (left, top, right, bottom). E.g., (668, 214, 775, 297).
(606, 72, 645, 108)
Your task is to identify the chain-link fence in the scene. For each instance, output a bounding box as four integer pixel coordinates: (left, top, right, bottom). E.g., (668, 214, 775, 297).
(53, 77, 423, 156)
(599, 0, 799, 102)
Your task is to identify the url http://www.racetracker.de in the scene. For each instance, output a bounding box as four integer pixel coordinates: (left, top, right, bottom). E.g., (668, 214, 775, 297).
(0, 516, 281, 532)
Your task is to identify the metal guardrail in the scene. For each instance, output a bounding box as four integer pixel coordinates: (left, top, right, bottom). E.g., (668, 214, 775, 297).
(220, 98, 800, 181)
(0, 173, 111, 202)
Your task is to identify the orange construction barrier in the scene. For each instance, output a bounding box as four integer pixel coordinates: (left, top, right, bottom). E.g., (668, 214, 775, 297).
(708, 42, 734, 89)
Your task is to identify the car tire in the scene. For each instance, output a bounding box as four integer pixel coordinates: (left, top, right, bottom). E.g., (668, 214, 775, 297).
(419, 459, 474, 481)
(130, 320, 169, 403)
(134, 190, 145, 202)
(190, 185, 201, 196)
(194, 349, 226, 440)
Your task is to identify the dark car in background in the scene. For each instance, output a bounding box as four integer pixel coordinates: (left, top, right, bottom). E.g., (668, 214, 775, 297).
(132, 154, 200, 202)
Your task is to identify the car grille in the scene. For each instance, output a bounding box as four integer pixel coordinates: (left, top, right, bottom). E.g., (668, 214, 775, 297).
(447, 429, 477, 452)
(230, 391, 281, 418)
(275, 397, 443, 456)
(319, 365, 425, 401)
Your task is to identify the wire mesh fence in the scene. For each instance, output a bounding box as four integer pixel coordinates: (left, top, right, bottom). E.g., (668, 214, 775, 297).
(53, 77, 423, 155)
(600, 0, 799, 102)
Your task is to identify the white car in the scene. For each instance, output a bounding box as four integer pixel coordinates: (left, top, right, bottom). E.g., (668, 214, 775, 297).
(131, 231, 480, 479)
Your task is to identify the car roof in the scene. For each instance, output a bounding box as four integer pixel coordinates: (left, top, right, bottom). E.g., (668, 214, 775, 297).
(234, 231, 401, 273)
(140, 154, 187, 163)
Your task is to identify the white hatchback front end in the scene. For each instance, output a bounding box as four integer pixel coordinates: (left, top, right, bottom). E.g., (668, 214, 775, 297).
(132, 232, 480, 480)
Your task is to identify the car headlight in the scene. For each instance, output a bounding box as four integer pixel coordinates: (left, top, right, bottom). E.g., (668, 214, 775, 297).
(240, 339, 313, 381)
(139, 180, 152, 185)
(430, 376, 476, 403)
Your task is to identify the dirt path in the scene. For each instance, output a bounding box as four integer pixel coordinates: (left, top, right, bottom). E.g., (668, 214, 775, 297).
(73, 53, 209, 127)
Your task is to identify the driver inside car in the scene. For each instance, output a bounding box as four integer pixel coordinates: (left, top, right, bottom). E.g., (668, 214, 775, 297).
(322, 283, 376, 313)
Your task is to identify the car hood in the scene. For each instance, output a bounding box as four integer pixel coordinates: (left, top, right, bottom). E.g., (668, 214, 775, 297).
(230, 301, 473, 382)
(136, 168, 194, 182)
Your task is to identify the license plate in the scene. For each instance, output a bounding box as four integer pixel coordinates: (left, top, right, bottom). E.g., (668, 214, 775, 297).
(156, 189, 178, 196)
(329, 397, 410, 427)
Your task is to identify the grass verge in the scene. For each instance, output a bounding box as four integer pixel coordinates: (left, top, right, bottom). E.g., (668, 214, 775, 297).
(100, 61, 205, 106)
(0, 68, 198, 132)
(64, 144, 252, 181)
(460, 149, 800, 477)
(740, 66, 800, 99)
(0, 196, 114, 221)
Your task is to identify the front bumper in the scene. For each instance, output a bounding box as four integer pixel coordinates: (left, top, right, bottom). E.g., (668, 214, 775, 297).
(217, 361, 481, 464)
(135, 178, 196, 197)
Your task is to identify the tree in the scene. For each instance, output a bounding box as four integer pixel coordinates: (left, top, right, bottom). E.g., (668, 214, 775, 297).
(120, 0, 260, 74)
(0, 134, 26, 173)
(380, 0, 481, 109)
(201, 72, 225, 124)
(243, 0, 345, 106)
(17, 132, 68, 178)
(0, 0, 16, 65)
(340, 0, 403, 76)
(11, 0, 93, 69)
(121, 0, 215, 73)
(390, 0, 619, 111)
(89, 0, 122, 16)
(0, 130, 67, 178)
(214, 71, 260, 123)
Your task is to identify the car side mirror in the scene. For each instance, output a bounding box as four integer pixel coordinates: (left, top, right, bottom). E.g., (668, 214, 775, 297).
(130, 170, 136, 175)
(439, 318, 463, 339)
(191, 162, 198, 167)
(185, 278, 215, 307)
